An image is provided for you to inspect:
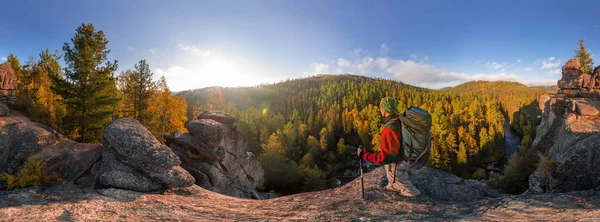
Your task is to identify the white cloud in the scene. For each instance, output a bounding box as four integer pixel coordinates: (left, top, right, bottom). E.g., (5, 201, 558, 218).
(154, 61, 272, 92)
(475, 60, 480, 64)
(386, 60, 469, 84)
(408, 53, 429, 62)
(303, 46, 560, 89)
(303, 62, 330, 76)
(1, 57, 6, 61)
(471, 73, 519, 82)
(380, 43, 389, 55)
(154, 47, 280, 91)
(356, 57, 374, 74)
(376, 57, 390, 70)
(486, 62, 505, 69)
(148, 49, 155, 54)
(538, 56, 561, 70)
(128, 46, 135, 51)
(547, 68, 561, 76)
(179, 44, 210, 57)
(520, 79, 558, 86)
(353, 48, 367, 56)
(337, 58, 350, 68)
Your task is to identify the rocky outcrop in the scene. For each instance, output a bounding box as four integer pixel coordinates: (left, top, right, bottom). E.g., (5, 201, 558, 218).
(0, 102, 8, 116)
(530, 92, 600, 193)
(0, 116, 68, 176)
(557, 58, 583, 90)
(96, 118, 195, 192)
(166, 111, 264, 199)
(1, 166, 599, 221)
(0, 62, 17, 98)
(0, 115, 104, 190)
(30, 141, 102, 184)
(409, 167, 503, 201)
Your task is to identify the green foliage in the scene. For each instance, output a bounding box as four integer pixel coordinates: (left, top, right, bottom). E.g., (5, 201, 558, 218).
(300, 166, 327, 192)
(486, 133, 538, 194)
(175, 75, 548, 194)
(0, 159, 63, 190)
(186, 151, 199, 160)
(472, 168, 486, 179)
(537, 153, 557, 177)
(337, 138, 351, 155)
(116, 59, 154, 124)
(50, 23, 119, 143)
(575, 38, 594, 74)
(259, 147, 302, 195)
(9, 50, 66, 130)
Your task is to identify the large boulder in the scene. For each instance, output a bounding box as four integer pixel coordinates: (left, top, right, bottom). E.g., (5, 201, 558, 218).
(30, 141, 102, 184)
(562, 58, 581, 72)
(409, 167, 503, 201)
(0, 115, 104, 189)
(166, 111, 264, 199)
(558, 58, 583, 89)
(530, 94, 600, 193)
(96, 118, 195, 192)
(0, 118, 67, 176)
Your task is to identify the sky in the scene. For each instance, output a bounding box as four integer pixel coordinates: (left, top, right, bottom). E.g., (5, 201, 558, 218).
(1, 0, 600, 91)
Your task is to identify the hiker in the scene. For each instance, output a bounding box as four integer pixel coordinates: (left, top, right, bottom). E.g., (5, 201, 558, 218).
(356, 97, 422, 197)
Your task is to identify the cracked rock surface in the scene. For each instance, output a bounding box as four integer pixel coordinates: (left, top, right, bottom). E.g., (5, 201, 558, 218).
(1, 166, 598, 221)
(96, 118, 195, 192)
(166, 111, 264, 199)
(531, 94, 600, 193)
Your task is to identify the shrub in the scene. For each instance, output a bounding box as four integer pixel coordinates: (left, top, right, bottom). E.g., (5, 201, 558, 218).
(537, 153, 557, 177)
(0, 159, 63, 190)
(186, 151, 200, 160)
(472, 168, 487, 179)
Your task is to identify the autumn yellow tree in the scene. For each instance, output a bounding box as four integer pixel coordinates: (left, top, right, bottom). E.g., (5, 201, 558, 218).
(146, 76, 188, 142)
(9, 50, 65, 130)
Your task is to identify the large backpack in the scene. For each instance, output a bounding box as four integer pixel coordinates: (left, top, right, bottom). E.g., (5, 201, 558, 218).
(397, 106, 432, 170)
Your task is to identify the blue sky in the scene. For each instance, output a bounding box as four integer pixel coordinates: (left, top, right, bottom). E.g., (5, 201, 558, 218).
(1, 0, 599, 91)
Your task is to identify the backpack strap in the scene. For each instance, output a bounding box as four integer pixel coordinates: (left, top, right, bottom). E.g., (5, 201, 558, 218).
(401, 121, 430, 165)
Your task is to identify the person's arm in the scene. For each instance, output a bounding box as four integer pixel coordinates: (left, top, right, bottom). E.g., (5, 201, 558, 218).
(361, 128, 401, 164)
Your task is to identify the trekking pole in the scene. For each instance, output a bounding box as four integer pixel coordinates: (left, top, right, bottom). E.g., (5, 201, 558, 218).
(360, 154, 365, 199)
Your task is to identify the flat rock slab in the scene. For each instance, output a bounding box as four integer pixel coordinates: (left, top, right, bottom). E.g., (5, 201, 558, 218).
(0, 169, 599, 221)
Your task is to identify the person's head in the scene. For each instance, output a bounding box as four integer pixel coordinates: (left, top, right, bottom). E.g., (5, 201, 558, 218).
(379, 97, 398, 117)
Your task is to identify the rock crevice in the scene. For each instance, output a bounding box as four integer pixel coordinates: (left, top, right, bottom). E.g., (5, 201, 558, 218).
(166, 111, 265, 199)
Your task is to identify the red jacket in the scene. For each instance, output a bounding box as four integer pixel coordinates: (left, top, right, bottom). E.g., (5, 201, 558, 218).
(362, 123, 402, 165)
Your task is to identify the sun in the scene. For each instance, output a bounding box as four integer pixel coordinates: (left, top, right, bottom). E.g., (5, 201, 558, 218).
(197, 57, 250, 87)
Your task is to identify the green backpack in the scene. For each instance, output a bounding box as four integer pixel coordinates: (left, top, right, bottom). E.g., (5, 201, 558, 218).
(397, 106, 432, 169)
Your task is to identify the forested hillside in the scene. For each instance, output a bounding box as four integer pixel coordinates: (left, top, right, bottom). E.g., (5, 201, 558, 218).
(4, 23, 550, 195)
(178, 75, 546, 194)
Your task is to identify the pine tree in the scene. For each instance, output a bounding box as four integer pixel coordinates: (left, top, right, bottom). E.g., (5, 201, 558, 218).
(575, 38, 594, 74)
(133, 59, 153, 123)
(51, 23, 119, 142)
(116, 59, 154, 124)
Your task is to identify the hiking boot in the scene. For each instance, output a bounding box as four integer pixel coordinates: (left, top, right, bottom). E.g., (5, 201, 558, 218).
(399, 186, 421, 197)
(385, 183, 421, 197)
(385, 184, 403, 192)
